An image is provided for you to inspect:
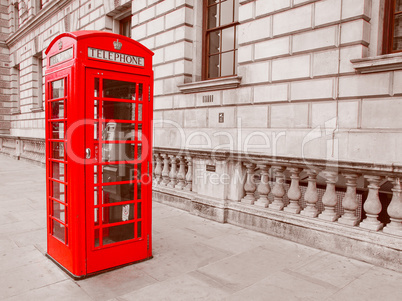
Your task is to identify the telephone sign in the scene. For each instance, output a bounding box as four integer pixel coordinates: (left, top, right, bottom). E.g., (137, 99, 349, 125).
(45, 31, 154, 278)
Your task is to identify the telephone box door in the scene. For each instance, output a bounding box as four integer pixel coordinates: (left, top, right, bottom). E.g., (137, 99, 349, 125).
(85, 69, 152, 273)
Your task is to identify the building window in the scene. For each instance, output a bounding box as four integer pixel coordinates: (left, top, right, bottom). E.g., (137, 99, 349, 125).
(13, 2, 19, 30)
(119, 15, 132, 38)
(36, 0, 43, 12)
(203, 0, 239, 80)
(32, 53, 44, 111)
(383, 0, 402, 53)
(11, 64, 20, 114)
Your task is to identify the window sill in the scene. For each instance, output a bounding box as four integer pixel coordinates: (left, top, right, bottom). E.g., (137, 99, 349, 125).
(351, 53, 402, 73)
(30, 106, 44, 113)
(177, 76, 242, 94)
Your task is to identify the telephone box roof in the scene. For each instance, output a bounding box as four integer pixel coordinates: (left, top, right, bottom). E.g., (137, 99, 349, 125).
(45, 30, 154, 56)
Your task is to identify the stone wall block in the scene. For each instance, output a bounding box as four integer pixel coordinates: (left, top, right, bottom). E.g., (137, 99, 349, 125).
(273, 4, 312, 36)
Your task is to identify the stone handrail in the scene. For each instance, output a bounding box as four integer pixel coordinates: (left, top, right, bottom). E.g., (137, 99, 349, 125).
(153, 146, 402, 236)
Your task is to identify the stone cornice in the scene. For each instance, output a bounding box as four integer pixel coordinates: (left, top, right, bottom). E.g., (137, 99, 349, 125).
(6, 0, 72, 47)
(177, 76, 242, 94)
(351, 53, 402, 73)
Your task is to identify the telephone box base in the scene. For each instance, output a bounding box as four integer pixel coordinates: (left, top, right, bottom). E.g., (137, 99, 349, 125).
(46, 253, 153, 280)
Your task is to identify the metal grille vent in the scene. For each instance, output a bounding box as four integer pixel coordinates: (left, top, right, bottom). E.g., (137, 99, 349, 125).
(202, 95, 213, 103)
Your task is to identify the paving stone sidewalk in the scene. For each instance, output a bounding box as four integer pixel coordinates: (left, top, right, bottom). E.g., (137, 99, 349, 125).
(0, 154, 401, 301)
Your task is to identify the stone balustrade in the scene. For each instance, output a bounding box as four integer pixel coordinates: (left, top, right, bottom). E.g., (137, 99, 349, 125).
(153, 147, 402, 239)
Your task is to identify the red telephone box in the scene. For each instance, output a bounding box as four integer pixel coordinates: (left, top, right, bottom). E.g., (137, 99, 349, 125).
(45, 31, 153, 278)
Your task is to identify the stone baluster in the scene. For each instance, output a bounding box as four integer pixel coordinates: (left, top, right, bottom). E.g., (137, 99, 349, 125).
(241, 163, 257, 205)
(383, 177, 402, 235)
(175, 155, 186, 190)
(269, 166, 286, 210)
(300, 169, 319, 217)
(167, 155, 178, 188)
(338, 173, 360, 226)
(318, 171, 339, 222)
(360, 175, 384, 231)
(254, 164, 271, 208)
(161, 154, 170, 186)
(154, 153, 163, 185)
(184, 156, 193, 191)
(284, 167, 302, 214)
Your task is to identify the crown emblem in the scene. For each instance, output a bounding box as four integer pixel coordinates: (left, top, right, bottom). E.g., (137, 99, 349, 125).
(113, 39, 122, 50)
(58, 40, 63, 50)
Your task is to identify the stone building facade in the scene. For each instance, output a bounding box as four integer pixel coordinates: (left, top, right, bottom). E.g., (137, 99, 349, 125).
(1, 0, 402, 271)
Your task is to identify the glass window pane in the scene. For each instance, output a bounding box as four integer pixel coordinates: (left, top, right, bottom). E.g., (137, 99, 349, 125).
(137, 202, 142, 219)
(103, 101, 136, 120)
(103, 223, 134, 245)
(51, 79, 64, 99)
(51, 141, 64, 160)
(52, 162, 65, 181)
(137, 125, 142, 141)
(51, 101, 64, 119)
(52, 181, 65, 202)
(102, 143, 134, 162)
(94, 99, 99, 119)
(94, 188, 99, 206)
(138, 104, 143, 121)
(208, 54, 220, 78)
(396, 0, 402, 12)
(393, 14, 402, 51)
(102, 183, 134, 203)
(138, 83, 143, 101)
(208, 4, 219, 29)
(94, 228, 100, 247)
(52, 201, 66, 222)
(102, 164, 135, 183)
(102, 204, 134, 225)
(102, 122, 135, 141)
(221, 51, 235, 77)
(222, 27, 235, 52)
(137, 221, 142, 238)
(137, 182, 142, 199)
(103, 79, 136, 100)
(94, 78, 99, 97)
(209, 30, 220, 55)
(51, 122, 64, 139)
(137, 144, 142, 160)
(52, 220, 66, 242)
(221, 0, 234, 25)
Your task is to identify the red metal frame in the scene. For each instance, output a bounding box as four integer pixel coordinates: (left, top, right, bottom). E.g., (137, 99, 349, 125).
(45, 31, 153, 278)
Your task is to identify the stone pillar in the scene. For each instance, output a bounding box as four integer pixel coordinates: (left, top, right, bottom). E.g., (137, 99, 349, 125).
(268, 166, 286, 210)
(383, 177, 402, 235)
(318, 171, 339, 222)
(154, 153, 163, 185)
(176, 155, 186, 190)
(241, 163, 257, 205)
(155, 153, 162, 185)
(360, 175, 383, 231)
(167, 155, 178, 188)
(184, 156, 193, 191)
(254, 164, 271, 208)
(338, 173, 360, 226)
(300, 169, 319, 218)
(284, 167, 302, 214)
(161, 154, 170, 186)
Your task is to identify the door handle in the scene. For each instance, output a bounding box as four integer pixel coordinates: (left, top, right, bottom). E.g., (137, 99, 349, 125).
(86, 148, 91, 159)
